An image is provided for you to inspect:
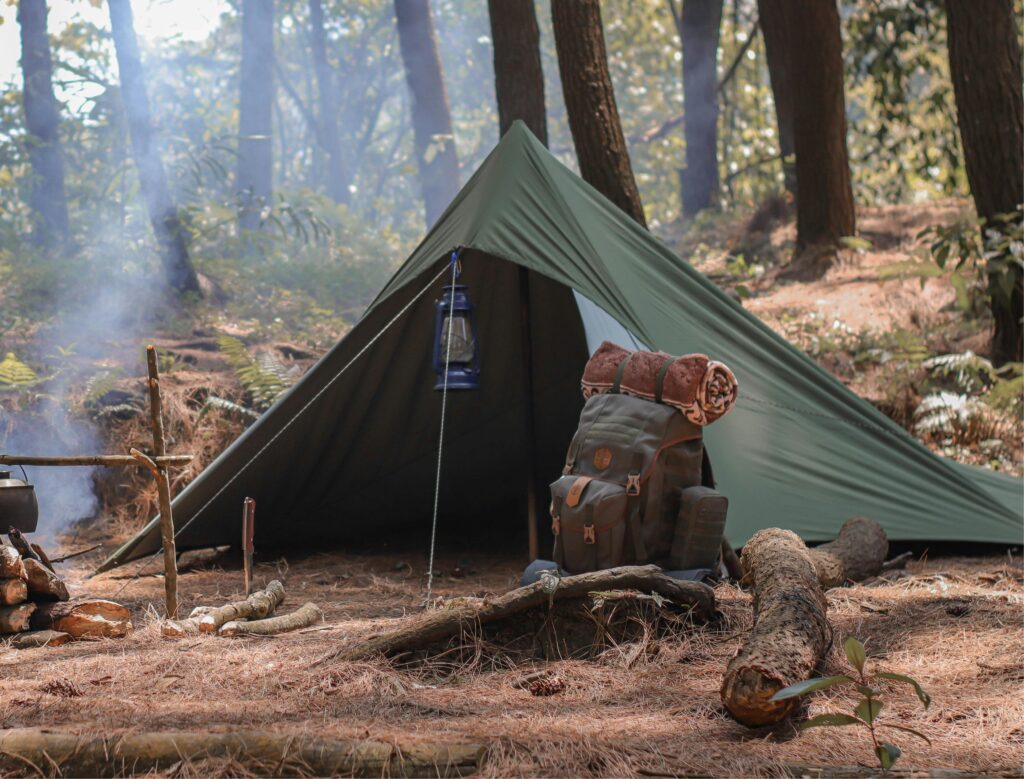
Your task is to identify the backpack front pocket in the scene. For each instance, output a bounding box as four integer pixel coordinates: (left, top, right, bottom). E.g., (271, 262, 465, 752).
(550, 475, 628, 574)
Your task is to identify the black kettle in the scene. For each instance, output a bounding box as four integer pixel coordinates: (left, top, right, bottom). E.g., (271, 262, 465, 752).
(0, 467, 39, 533)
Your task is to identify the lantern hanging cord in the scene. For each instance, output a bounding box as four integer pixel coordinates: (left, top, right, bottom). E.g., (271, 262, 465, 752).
(425, 248, 462, 606)
(110, 256, 456, 597)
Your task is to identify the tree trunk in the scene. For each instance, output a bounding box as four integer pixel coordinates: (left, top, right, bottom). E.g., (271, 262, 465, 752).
(237, 0, 275, 232)
(721, 528, 830, 727)
(333, 565, 715, 662)
(17, 0, 70, 245)
(0, 729, 483, 778)
(487, 0, 547, 146)
(220, 601, 322, 636)
(551, 0, 647, 227)
(945, 0, 1024, 364)
(757, 4, 795, 195)
(393, 0, 460, 227)
(107, 0, 199, 294)
(23, 558, 69, 601)
(308, 0, 348, 204)
(679, 0, 723, 215)
(758, 0, 854, 274)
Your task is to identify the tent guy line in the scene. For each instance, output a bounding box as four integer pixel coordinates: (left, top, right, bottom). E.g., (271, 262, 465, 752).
(107, 261, 453, 594)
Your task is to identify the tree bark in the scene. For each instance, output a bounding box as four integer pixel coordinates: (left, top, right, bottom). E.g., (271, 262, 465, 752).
(107, 0, 199, 294)
(31, 599, 132, 639)
(308, 0, 348, 204)
(0, 545, 27, 580)
(394, 0, 460, 227)
(237, 0, 275, 232)
(17, 0, 70, 245)
(945, 0, 1024, 364)
(758, 0, 854, 274)
(552, 0, 647, 227)
(757, 4, 795, 195)
(0, 578, 28, 606)
(0, 729, 483, 778)
(0, 602, 36, 633)
(23, 557, 69, 601)
(487, 0, 547, 146)
(679, 0, 723, 214)
(220, 601, 322, 636)
(806, 516, 888, 589)
(195, 579, 285, 634)
(334, 565, 715, 661)
(721, 528, 830, 727)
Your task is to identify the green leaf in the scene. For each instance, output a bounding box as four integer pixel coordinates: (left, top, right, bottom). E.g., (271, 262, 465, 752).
(855, 697, 884, 724)
(882, 723, 932, 745)
(769, 675, 853, 701)
(844, 637, 867, 672)
(876, 672, 932, 709)
(875, 742, 901, 771)
(855, 684, 879, 697)
(800, 713, 864, 730)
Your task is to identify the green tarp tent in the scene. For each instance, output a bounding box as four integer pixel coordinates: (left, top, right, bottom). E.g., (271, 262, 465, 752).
(99, 122, 1021, 572)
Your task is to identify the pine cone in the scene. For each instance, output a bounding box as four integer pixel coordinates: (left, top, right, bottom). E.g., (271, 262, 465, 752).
(528, 675, 566, 697)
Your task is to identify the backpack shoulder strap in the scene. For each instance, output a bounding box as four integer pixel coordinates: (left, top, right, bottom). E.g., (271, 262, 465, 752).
(701, 445, 716, 488)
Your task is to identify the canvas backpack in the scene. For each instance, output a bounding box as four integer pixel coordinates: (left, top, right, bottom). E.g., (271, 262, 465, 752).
(549, 366, 727, 574)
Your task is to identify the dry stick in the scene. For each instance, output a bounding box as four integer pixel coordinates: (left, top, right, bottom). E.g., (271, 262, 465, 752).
(147, 344, 177, 619)
(0, 729, 483, 778)
(330, 565, 716, 663)
(0, 454, 193, 467)
(6, 529, 40, 564)
(162, 580, 285, 638)
(28, 543, 54, 572)
(50, 543, 103, 564)
(220, 602, 322, 636)
(882, 550, 914, 571)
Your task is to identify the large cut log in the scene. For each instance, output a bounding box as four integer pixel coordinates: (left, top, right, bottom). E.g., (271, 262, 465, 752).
(721, 528, 830, 727)
(0, 578, 27, 606)
(31, 599, 132, 639)
(334, 565, 716, 662)
(806, 516, 888, 588)
(0, 728, 483, 778)
(11, 630, 71, 649)
(24, 558, 70, 601)
(220, 602, 322, 636)
(0, 545, 25, 580)
(197, 579, 285, 634)
(0, 602, 36, 633)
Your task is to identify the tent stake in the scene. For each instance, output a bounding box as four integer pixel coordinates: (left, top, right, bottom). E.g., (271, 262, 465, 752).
(518, 266, 539, 561)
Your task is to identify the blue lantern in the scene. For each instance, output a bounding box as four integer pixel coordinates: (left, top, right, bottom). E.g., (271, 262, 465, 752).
(432, 283, 480, 390)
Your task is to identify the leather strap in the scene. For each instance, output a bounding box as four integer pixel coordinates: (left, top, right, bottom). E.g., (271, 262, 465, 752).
(611, 354, 633, 394)
(654, 357, 674, 404)
(566, 476, 593, 508)
(625, 451, 646, 563)
(584, 505, 598, 571)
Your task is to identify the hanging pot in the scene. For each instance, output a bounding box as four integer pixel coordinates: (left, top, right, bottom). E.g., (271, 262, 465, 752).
(0, 467, 39, 533)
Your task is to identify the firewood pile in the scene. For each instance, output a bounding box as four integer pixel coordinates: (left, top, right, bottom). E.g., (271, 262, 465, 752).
(1, 532, 132, 648)
(162, 580, 323, 638)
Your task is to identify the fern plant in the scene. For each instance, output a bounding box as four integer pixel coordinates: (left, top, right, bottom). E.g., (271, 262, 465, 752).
(771, 637, 931, 773)
(217, 334, 293, 411)
(0, 352, 39, 391)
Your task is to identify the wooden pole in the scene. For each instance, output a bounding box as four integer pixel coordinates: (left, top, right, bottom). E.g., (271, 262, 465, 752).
(0, 454, 192, 467)
(242, 497, 255, 596)
(518, 266, 539, 562)
(146, 345, 177, 618)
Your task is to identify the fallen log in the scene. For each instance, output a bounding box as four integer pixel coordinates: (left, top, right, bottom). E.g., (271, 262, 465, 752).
(197, 580, 285, 634)
(0, 728, 483, 778)
(10, 629, 71, 649)
(0, 578, 27, 606)
(23, 558, 70, 602)
(807, 516, 888, 588)
(220, 602, 322, 636)
(0, 602, 36, 634)
(333, 565, 715, 662)
(721, 528, 830, 727)
(31, 599, 132, 639)
(0, 545, 26, 580)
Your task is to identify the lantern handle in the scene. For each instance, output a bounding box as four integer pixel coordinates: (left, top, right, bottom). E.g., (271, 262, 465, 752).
(449, 247, 463, 279)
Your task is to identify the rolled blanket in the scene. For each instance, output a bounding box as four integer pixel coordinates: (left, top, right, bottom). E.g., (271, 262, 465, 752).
(581, 341, 738, 425)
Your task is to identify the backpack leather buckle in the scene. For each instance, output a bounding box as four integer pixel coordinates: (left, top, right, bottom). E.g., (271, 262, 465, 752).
(583, 524, 596, 544)
(551, 516, 560, 536)
(626, 472, 641, 496)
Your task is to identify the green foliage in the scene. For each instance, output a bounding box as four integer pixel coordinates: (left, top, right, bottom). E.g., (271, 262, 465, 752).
(771, 637, 932, 773)
(0, 352, 38, 390)
(217, 334, 292, 411)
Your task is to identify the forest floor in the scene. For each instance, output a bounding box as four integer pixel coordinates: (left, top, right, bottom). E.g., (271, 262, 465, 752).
(1, 547, 1021, 777)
